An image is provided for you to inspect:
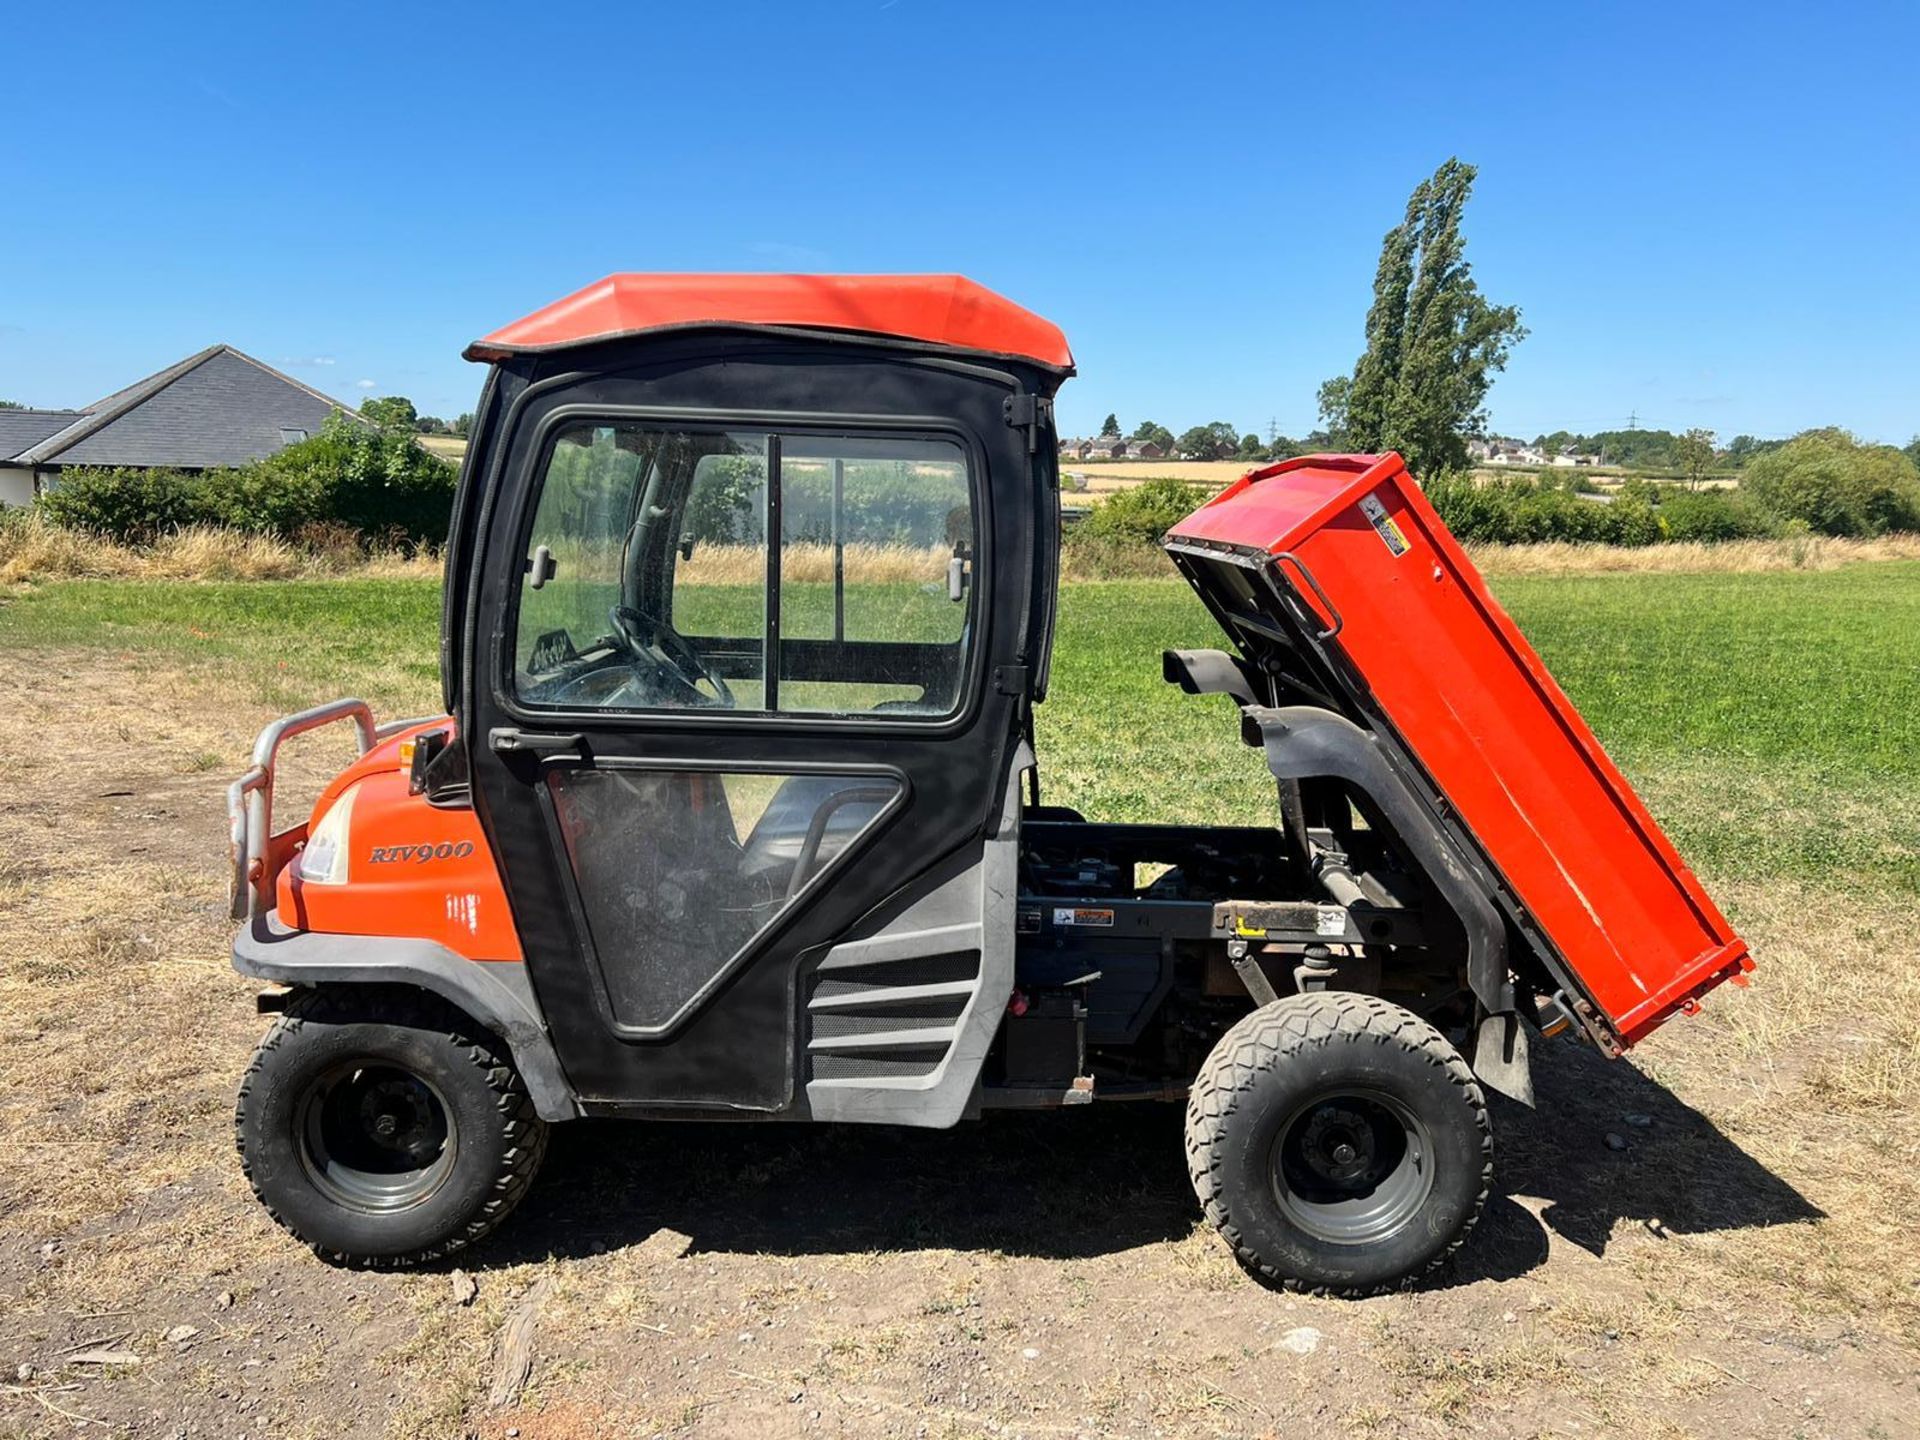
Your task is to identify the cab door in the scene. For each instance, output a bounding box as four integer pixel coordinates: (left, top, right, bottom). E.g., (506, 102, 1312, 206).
(464, 347, 1036, 1119)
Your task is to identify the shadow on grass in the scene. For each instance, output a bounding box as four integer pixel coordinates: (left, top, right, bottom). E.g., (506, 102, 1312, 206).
(475, 1040, 1821, 1288)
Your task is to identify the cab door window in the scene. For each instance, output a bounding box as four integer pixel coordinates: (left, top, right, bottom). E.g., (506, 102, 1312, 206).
(512, 421, 976, 720)
(513, 425, 767, 712)
(777, 435, 972, 716)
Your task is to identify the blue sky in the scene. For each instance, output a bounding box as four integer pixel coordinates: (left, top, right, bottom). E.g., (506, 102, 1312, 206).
(4, 2, 1916, 446)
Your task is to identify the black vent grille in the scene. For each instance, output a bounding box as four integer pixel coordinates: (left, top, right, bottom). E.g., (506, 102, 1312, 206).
(806, 947, 981, 1084)
(811, 1047, 950, 1081)
(811, 950, 979, 999)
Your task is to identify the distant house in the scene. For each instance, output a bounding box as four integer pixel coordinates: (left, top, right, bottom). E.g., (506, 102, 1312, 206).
(0, 345, 360, 506)
(1132, 439, 1166, 459)
(1488, 445, 1548, 466)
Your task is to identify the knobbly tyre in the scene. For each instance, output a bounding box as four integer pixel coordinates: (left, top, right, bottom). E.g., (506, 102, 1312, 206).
(228, 275, 1752, 1293)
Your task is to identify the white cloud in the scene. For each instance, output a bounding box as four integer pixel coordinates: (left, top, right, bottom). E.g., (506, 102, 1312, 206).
(356, 379, 377, 390)
(279, 354, 337, 368)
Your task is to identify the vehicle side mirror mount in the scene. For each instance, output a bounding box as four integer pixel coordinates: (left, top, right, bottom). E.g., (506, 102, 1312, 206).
(526, 544, 557, 590)
(948, 549, 970, 603)
(679, 535, 696, 561)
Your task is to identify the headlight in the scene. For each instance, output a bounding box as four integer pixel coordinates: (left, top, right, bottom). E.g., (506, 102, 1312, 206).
(297, 784, 359, 885)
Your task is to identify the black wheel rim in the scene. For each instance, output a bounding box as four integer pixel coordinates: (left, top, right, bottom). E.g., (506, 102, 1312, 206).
(296, 1062, 456, 1213)
(1270, 1089, 1433, 1245)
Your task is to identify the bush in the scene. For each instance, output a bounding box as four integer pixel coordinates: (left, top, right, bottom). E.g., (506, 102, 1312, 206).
(31, 417, 457, 547)
(1077, 478, 1208, 545)
(1427, 473, 1661, 547)
(1658, 488, 1773, 543)
(37, 467, 207, 543)
(1609, 496, 1663, 546)
(1741, 429, 1920, 537)
(206, 414, 457, 543)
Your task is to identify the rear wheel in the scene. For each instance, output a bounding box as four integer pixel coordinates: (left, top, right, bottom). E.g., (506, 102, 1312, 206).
(235, 989, 548, 1265)
(1185, 993, 1490, 1294)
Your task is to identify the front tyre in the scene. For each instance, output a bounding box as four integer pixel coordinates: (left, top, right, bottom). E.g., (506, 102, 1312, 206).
(235, 988, 548, 1265)
(1185, 993, 1490, 1295)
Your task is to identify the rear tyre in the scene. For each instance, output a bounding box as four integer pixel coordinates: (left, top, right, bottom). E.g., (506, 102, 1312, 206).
(235, 988, 548, 1266)
(1185, 992, 1490, 1295)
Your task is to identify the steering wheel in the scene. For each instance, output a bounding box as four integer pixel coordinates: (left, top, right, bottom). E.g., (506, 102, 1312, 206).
(607, 605, 736, 709)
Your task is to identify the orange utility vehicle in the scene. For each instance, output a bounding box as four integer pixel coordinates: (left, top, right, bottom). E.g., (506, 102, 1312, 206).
(229, 275, 1751, 1292)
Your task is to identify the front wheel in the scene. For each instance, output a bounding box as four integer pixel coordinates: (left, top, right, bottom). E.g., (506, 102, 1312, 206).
(235, 988, 548, 1265)
(1185, 993, 1491, 1295)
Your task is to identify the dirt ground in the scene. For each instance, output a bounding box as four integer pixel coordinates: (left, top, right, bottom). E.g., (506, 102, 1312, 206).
(2, 649, 1917, 1440)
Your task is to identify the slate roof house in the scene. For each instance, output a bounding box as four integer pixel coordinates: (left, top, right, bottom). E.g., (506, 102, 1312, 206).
(0, 345, 359, 506)
(1057, 433, 1135, 460)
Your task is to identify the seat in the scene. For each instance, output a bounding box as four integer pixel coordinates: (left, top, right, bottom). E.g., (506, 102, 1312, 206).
(738, 775, 897, 895)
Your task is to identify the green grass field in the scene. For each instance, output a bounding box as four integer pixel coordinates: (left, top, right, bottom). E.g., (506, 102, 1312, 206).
(4, 562, 1919, 1434)
(6, 564, 1913, 895)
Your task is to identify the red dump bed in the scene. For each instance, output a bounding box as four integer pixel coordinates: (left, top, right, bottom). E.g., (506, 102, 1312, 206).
(1166, 453, 1751, 1047)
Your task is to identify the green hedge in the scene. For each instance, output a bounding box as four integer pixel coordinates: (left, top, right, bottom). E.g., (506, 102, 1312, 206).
(37, 414, 457, 546)
(1075, 477, 1209, 545)
(1420, 474, 1795, 547)
(1424, 474, 1664, 545)
(1657, 487, 1774, 542)
(33, 467, 206, 544)
(1740, 428, 1920, 537)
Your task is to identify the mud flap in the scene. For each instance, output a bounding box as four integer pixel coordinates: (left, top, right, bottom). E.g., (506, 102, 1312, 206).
(1472, 1011, 1534, 1107)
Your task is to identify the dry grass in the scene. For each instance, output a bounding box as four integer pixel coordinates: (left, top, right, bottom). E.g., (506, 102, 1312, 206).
(11, 510, 1918, 595)
(0, 513, 440, 586)
(677, 541, 950, 587)
(1467, 532, 1920, 575)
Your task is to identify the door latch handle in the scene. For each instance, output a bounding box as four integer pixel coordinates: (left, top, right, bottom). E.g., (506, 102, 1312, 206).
(488, 727, 585, 757)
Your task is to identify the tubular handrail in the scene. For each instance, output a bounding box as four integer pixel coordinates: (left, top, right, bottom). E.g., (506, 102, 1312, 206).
(228, 698, 378, 920)
(376, 713, 445, 740)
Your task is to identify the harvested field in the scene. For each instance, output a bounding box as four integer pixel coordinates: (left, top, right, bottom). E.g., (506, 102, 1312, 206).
(1465, 533, 1920, 575)
(1060, 461, 1256, 489)
(415, 435, 469, 461)
(0, 566, 1916, 1437)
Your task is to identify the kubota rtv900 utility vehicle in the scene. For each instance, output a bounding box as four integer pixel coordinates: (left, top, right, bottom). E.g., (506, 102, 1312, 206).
(229, 275, 1752, 1293)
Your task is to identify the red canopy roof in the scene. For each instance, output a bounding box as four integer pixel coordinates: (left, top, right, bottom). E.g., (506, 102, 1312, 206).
(465, 273, 1074, 371)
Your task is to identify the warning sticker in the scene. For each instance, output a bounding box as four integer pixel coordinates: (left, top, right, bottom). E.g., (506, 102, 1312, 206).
(1359, 492, 1411, 557)
(1053, 906, 1115, 928)
(1316, 905, 1349, 936)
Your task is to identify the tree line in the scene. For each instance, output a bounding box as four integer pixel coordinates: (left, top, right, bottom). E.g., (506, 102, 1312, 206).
(358, 395, 472, 437)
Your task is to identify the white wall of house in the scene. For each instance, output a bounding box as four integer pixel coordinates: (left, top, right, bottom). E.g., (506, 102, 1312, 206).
(0, 466, 35, 507)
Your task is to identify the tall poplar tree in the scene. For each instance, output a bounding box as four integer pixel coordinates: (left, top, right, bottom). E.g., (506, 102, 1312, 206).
(1319, 159, 1524, 475)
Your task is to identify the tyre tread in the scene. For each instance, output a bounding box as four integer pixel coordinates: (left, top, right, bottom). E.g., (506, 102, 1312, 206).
(1183, 991, 1492, 1297)
(233, 986, 549, 1268)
